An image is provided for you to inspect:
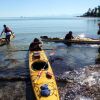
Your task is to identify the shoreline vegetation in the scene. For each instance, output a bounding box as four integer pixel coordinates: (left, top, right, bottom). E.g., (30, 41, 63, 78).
(81, 5, 100, 17)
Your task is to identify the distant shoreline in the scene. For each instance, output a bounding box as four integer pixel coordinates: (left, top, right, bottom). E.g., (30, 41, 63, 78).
(77, 15, 100, 18)
(0, 16, 100, 20)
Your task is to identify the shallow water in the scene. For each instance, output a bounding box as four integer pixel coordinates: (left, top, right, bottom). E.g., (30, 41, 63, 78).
(0, 17, 100, 100)
(0, 43, 100, 100)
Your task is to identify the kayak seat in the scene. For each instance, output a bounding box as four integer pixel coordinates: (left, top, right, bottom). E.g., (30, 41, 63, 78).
(31, 60, 48, 70)
(32, 51, 40, 59)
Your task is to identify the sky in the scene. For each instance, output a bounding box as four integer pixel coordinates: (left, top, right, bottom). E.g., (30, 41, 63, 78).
(0, 0, 100, 17)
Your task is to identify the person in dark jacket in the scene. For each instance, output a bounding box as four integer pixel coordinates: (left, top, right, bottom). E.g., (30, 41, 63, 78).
(0, 24, 14, 44)
(29, 38, 42, 51)
(97, 23, 100, 35)
(64, 31, 74, 40)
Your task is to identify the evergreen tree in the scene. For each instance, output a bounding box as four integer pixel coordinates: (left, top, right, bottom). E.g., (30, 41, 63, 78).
(97, 6, 100, 17)
(82, 5, 100, 17)
(94, 7, 97, 17)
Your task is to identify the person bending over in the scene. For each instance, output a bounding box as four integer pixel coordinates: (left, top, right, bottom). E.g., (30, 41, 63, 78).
(64, 31, 74, 40)
(0, 24, 14, 44)
(29, 38, 42, 51)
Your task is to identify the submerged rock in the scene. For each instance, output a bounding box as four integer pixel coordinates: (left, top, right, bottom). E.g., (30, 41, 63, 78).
(57, 64, 100, 100)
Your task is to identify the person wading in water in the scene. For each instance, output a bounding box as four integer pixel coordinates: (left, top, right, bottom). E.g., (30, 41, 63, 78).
(0, 25, 14, 44)
(97, 23, 100, 35)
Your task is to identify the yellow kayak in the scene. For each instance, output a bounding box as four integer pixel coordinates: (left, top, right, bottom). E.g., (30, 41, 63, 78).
(41, 36, 100, 44)
(0, 34, 15, 46)
(29, 50, 59, 100)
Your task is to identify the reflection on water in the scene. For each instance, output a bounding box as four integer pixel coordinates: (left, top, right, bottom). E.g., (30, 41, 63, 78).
(0, 44, 29, 78)
(64, 42, 72, 47)
(47, 43, 99, 75)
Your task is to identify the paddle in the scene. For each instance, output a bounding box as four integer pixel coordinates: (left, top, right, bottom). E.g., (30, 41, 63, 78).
(7, 49, 53, 52)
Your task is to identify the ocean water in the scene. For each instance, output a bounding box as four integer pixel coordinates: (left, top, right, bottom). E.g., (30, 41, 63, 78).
(0, 17, 100, 100)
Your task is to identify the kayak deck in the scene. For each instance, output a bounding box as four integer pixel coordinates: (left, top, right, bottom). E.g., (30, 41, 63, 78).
(29, 50, 59, 100)
(0, 38, 6, 46)
(41, 36, 100, 44)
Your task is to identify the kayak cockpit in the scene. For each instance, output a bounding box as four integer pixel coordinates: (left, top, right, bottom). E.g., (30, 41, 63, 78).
(31, 60, 48, 71)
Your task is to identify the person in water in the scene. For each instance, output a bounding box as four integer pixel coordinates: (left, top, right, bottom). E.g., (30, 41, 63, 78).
(29, 38, 42, 51)
(64, 31, 74, 40)
(97, 23, 100, 35)
(0, 24, 14, 44)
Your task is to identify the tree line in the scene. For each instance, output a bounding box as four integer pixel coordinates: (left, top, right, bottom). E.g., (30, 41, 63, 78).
(82, 6, 100, 17)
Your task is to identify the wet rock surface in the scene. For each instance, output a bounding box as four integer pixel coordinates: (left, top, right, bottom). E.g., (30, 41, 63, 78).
(0, 65, 100, 100)
(57, 65, 100, 100)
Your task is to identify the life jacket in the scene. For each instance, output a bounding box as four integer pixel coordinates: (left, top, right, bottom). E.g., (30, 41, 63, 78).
(29, 42, 41, 51)
(65, 34, 73, 40)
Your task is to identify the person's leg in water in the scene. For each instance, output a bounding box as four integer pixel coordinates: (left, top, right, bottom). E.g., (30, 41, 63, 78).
(98, 30, 100, 35)
(6, 35, 11, 44)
